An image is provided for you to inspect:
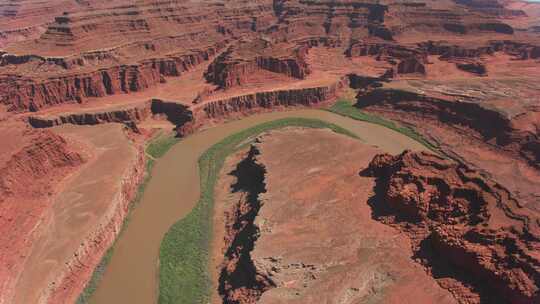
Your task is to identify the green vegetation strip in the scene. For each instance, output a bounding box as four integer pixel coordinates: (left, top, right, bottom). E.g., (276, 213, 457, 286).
(147, 131, 181, 159)
(158, 118, 358, 304)
(76, 131, 175, 304)
(327, 99, 439, 152)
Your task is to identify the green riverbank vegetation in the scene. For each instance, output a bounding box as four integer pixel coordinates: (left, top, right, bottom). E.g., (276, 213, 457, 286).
(158, 118, 358, 304)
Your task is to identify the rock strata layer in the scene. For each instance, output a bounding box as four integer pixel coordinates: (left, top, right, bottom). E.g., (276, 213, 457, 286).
(364, 151, 540, 304)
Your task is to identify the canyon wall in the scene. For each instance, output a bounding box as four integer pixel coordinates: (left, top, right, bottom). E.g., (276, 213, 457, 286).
(364, 150, 540, 304)
(28, 103, 152, 129)
(0, 47, 220, 112)
(356, 88, 540, 168)
(420, 40, 540, 60)
(205, 43, 310, 89)
(0, 130, 85, 303)
(173, 78, 348, 137)
(0, 130, 84, 199)
(46, 144, 146, 304)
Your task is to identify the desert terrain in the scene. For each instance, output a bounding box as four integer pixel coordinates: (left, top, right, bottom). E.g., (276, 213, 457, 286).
(0, 0, 538, 303)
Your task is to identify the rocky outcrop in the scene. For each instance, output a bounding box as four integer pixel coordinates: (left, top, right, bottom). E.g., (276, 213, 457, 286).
(356, 88, 540, 168)
(397, 57, 426, 74)
(346, 42, 425, 62)
(347, 73, 386, 90)
(46, 143, 146, 304)
(455, 61, 487, 75)
(364, 150, 540, 304)
(420, 40, 540, 60)
(453, 0, 527, 17)
(150, 99, 195, 135)
(27, 99, 195, 134)
(0, 47, 219, 112)
(271, 0, 390, 42)
(200, 78, 346, 118)
(0, 130, 84, 199)
(255, 53, 310, 79)
(218, 145, 274, 303)
(205, 42, 310, 89)
(28, 103, 152, 129)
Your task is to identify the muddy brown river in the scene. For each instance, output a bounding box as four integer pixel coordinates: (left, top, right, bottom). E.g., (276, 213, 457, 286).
(89, 109, 427, 304)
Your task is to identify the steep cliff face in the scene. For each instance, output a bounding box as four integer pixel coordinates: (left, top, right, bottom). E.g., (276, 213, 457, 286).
(46, 144, 146, 304)
(346, 42, 424, 61)
(150, 99, 195, 135)
(201, 79, 345, 118)
(28, 103, 152, 129)
(397, 57, 426, 74)
(0, 47, 219, 112)
(356, 88, 539, 168)
(271, 0, 391, 42)
(452, 0, 527, 17)
(0, 130, 84, 199)
(0, 129, 86, 303)
(345, 39, 540, 77)
(455, 60, 487, 75)
(364, 151, 540, 304)
(218, 145, 275, 304)
(205, 41, 310, 89)
(171, 79, 348, 137)
(420, 40, 540, 60)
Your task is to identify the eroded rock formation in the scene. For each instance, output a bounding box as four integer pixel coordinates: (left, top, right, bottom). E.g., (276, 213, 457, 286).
(0, 130, 84, 199)
(0, 47, 220, 112)
(201, 82, 345, 119)
(218, 145, 274, 304)
(364, 150, 540, 304)
(205, 40, 310, 89)
(28, 103, 152, 129)
(356, 88, 540, 169)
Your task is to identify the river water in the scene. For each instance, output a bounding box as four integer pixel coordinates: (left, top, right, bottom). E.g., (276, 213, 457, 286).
(90, 109, 427, 304)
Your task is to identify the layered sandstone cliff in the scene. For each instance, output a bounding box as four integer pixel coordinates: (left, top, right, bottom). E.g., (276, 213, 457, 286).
(0, 47, 220, 112)
(356, 88, 539, 168)
(0, 130, 85, 303)
(205, 40, 310, 89)
(201, 82, 344, 118)
(28, 102, 152, 129)
(171, 78, 349, 136)
(46, 141, 146, 304)
(364, 151, 540, 304)
(0, 129, 84, 199)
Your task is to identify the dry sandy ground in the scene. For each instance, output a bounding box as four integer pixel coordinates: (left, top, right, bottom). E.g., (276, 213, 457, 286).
(9, 123, 142, 304)
(212, 128, 456, 304)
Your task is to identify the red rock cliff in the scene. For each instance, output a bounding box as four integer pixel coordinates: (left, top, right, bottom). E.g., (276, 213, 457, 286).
(364, 150, 540, 304)
(0, 47, 219, 112)
(356, 88, 540, 168)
